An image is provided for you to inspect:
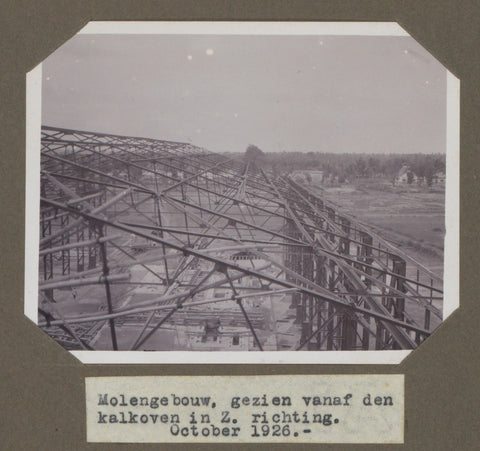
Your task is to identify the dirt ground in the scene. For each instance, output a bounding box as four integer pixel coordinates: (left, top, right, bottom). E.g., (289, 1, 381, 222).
(313, 178, 445, 278)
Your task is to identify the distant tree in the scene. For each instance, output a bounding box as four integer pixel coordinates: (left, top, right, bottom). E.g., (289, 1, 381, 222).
(367, 156, 379, 176)
(424, 166, 434, 187)
(245, 144, 265, 165)
(355, 157, 366, 177)
(436, 161, 446, 173)
(407, 170, 414, 184)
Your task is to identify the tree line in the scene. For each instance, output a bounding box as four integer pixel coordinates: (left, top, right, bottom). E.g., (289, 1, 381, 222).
(237, 148, 446, 184)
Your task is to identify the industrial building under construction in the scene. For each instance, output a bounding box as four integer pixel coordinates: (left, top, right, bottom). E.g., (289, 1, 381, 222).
(37, 126, 443, 352)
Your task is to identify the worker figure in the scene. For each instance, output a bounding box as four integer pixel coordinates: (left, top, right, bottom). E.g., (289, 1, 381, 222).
(71, 287, 77, 301)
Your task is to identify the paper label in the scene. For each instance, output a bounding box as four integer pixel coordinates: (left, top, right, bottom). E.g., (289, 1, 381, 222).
(86, 375, 404, 443)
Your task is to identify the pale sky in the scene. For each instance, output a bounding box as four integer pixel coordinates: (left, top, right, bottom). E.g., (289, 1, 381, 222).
(42, 34, 447, 154)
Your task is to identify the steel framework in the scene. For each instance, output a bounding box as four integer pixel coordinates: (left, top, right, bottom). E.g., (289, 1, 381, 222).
(37, 126, 443, 351)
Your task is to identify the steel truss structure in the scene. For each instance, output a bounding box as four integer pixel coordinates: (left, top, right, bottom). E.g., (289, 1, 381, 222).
(37, 126, 443, 352)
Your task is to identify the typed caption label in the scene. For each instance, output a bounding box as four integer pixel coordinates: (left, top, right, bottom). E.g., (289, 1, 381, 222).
(86, 375, 404, 443)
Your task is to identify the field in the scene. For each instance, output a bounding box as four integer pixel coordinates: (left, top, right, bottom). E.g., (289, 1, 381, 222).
(312, 178, 445, 278)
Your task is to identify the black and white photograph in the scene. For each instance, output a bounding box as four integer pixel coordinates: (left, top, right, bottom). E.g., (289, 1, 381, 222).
(26, 22, 459, 363)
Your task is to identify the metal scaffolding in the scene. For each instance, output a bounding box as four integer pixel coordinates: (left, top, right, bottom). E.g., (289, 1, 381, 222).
(37, 126, 443, 351)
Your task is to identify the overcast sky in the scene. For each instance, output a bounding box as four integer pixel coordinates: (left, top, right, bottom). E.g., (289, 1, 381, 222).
(42, 34, 447, 154)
